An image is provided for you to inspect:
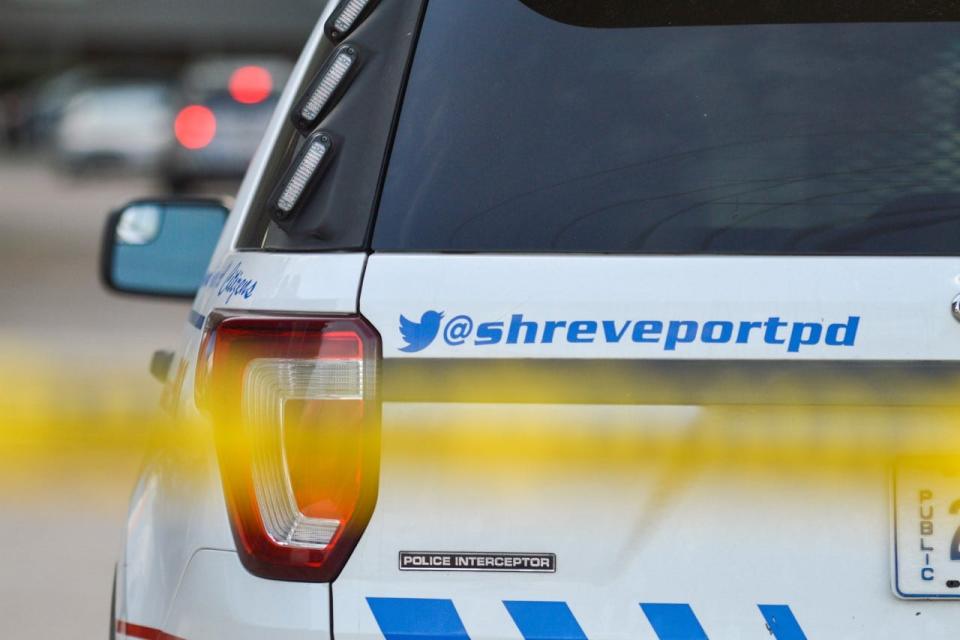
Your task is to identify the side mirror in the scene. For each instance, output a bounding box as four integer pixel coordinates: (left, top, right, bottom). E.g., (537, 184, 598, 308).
(101, 199, 228, 298)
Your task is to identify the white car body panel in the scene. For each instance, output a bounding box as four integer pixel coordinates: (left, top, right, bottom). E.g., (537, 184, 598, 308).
(164, 550, 330, 640)
(120, 443, 231, 635)
(193, 252, 366, 315)
(333, 402, 960, 639)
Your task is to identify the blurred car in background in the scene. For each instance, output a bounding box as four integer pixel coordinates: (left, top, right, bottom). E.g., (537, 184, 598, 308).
(164, 56, 291, 191)
(53, 80, 175, 174)
(14, 67, 97, 148)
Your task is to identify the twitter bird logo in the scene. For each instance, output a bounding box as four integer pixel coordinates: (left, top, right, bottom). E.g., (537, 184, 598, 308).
(398, 310, 444, 353)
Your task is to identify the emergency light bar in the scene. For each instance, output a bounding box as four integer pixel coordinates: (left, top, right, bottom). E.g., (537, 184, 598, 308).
(291, 44, 359, 132)
(271, 132, 334, 219)
(325, 0, 378, 41)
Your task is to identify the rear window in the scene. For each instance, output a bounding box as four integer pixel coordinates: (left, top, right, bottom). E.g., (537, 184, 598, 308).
(372, 0, 960, 254)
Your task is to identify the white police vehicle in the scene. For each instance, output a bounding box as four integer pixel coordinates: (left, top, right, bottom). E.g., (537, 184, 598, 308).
(101, 1, 960, 637)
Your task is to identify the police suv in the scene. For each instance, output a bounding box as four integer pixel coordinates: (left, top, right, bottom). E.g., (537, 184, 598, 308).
(101, 1, 960, 638)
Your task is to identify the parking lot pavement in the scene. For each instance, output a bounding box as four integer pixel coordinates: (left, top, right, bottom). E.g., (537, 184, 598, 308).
(0, 152, 187, 354)
(0, 151, 225, 639)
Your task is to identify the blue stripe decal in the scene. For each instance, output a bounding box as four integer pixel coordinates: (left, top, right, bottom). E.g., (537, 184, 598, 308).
(367, 598, 470, 640)
(188, 309, 205, 330)
(758, 605, 807, 640)
(503, 601, 588, 640)
(640, 603, 709, 640)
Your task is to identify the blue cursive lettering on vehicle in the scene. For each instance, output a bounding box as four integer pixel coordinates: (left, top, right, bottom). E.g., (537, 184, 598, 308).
(201, 261, 258, 303)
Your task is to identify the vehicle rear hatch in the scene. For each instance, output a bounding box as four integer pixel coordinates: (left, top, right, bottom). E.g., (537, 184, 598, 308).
(345, 256, 960, 639)
(333, 1, 960, 637)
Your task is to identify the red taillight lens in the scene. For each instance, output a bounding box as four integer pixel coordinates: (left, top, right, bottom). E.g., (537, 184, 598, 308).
(204, 316, 380, 581)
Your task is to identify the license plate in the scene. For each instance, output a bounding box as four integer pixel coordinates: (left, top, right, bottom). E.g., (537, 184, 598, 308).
(893, 458, 960, 598)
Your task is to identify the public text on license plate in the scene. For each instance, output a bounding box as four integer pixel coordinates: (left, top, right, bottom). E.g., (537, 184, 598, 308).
(894, 458, 960, 598)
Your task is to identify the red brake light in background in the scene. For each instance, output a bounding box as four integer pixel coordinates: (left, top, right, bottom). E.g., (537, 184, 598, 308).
(229, 65, 273, 104)
(201, 315, 381, 582)
(174, 105, 217, 149)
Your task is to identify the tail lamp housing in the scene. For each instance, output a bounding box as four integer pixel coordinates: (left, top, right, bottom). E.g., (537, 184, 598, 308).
(201, 315, 381, 582)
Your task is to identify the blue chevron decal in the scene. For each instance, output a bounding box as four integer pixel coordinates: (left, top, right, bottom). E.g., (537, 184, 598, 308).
(365, 598, 808, 640)
(758, 604, 808, 640)
(367, 598, 470, 640)
(504, 601, 588, 640)
(640, 603, 709, 639)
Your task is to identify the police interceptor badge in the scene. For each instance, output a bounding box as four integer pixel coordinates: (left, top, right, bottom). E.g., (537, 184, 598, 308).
(399, 551, 556, 573)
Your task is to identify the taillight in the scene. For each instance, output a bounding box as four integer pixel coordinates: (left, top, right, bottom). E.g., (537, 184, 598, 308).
(174, 105, 217, 149)
(228, 65, 273, 105)
(203, 315, 381, 581)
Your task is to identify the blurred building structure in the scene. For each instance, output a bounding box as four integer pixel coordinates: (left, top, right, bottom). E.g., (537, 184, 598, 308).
(0, 0, 316, 83)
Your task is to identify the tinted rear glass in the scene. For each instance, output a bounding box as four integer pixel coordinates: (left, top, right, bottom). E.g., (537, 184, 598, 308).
(373, 1, 960, 254)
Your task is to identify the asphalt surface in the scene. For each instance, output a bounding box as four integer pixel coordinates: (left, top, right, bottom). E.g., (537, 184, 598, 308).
(0, 151, 231, 639)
